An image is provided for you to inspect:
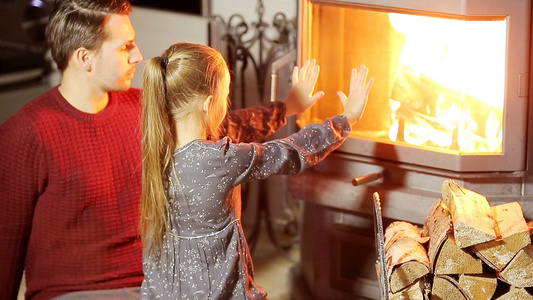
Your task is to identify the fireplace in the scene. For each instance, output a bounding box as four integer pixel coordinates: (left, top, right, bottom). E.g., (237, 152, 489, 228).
(288, 0, 533, 299)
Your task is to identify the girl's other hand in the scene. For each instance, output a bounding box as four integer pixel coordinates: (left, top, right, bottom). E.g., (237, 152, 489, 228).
(282, 59, 325, 116)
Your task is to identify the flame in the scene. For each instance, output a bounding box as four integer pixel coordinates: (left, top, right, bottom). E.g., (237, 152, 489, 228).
(387, 13, 506, 153)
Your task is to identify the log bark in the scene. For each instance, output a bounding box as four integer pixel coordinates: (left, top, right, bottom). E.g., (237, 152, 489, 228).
(473, 202, 531, 271)
(458, 274, 497, 300)
(499, 244, 533, 287)
(441, 180, 498, 248)
(431, 275, 469, 300)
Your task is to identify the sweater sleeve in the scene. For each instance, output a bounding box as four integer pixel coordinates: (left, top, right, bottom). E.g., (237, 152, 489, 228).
(221, 101, 287, 143)
(0, 116, 45, 300)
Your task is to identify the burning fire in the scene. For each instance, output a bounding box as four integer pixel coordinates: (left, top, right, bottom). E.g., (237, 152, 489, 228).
(387, 13, 506, 153)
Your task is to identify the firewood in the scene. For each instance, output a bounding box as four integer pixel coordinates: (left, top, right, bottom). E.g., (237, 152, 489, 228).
(422, 200, 483, 275)
(389, 260, 429, 294)
(431, 275, 469, 300)
(499, 244, 533, 287)
(529, 221, 533, 235)
(458, 274, 497, 300)
(441, 180, 498, 248)
(385, 221, 429, 249)
(385, 221, 430, 293)
(473, 202, 531, 271)
(421, 200, 452, 272)
(389, 278, 428, 300)
(434, 231, 484, 275)
(494, 286, 533, 300)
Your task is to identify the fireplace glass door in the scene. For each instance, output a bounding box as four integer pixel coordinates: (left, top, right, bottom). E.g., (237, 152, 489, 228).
(297, 0, 530, 172)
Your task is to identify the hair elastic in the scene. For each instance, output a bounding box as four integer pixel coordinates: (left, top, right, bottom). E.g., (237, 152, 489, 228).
(162, 56, 169, 67)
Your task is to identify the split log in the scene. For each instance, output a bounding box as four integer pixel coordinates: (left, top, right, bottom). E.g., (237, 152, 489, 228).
(389, 260, 429, 293)
(499, 244, 533, 287)
(389, 278, 428, 300)
(473, 202, 531, 270)
(421, 200, 452, 272)
(434, 231, 483, 275)
(384, 221, 430, 293)
(458, 274, 497, 300)
(441, 180, 498, 248)
(494, 286, 533, 300)
(431, 275, 469, 300)
(529, 221, 533, 235)
(421, 199, 483, 275)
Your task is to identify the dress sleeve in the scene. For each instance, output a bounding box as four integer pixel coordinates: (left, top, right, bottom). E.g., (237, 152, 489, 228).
(0, 117, 43, 300)
(220, 115, 350, 186)
(221, 101, 287, 143)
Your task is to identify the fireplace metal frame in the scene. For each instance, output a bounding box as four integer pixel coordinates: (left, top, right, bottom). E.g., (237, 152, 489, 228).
(293, 0, 533, 221)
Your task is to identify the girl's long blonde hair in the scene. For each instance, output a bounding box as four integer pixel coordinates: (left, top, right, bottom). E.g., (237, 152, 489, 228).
(141, 42, 228, 254)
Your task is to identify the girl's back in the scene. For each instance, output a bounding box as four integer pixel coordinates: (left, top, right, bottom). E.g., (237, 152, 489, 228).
(143, 116, 350, 299)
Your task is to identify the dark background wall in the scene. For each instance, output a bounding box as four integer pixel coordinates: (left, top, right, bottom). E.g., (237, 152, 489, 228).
(0, 0, 51, 45)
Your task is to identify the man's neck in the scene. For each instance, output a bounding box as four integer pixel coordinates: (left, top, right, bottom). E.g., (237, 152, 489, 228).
(59, 72, 109, 114)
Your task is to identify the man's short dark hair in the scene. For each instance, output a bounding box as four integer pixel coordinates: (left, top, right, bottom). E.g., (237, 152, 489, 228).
(46, 0, 132, 71)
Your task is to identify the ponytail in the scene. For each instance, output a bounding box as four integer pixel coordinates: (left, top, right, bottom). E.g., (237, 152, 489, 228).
(141, 56, 176, 255)
(140, 42, 230, 255)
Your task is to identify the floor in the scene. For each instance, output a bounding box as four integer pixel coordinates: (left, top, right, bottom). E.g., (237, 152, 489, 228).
(247, 231, 300, 300)
(3, 80, 300, 300)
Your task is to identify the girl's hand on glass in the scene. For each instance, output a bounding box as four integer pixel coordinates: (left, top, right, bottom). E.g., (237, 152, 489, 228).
(337, 65, 374, 125)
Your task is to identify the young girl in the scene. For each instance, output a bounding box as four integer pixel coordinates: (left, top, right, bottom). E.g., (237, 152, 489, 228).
(140, 42, 373, 299)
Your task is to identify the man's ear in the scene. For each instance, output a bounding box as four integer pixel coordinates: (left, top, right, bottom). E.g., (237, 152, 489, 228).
(73, 48, 92, 71)
(203, 95, 213, 114)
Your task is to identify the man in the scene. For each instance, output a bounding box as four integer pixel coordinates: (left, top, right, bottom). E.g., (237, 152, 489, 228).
(0, 0, 323, 299)
(0, 1, 145, 299)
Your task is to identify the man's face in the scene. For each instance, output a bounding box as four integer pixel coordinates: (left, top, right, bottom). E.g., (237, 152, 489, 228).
(91, 14, 143, 92)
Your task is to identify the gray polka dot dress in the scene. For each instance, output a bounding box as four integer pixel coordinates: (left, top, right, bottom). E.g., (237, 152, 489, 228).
(141, 115, 350, 299)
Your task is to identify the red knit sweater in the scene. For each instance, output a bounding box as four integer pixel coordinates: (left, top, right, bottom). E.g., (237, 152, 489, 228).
(0, 87, 287, 300)
(0, 87, 144, 300)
